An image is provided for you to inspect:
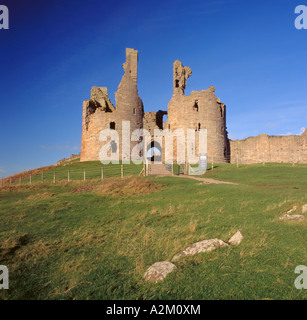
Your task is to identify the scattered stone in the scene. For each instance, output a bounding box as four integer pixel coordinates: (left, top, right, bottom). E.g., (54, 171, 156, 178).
(302, 204, 307, 214)
(172, 239, 228, 261)
(144, 261, 177, 283)
(279, 214, 305, 221)
(286, 206, 297, 214)
(228, 231, 244, 245)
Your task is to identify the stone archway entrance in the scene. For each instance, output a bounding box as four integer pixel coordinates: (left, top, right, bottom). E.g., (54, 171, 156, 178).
(146, 141, 162, 162)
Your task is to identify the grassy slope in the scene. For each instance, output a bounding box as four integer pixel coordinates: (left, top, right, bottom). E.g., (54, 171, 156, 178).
(0, 163, 306, 300)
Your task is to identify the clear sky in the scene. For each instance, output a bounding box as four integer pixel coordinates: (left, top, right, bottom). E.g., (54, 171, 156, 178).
(1, 0, 306, 177)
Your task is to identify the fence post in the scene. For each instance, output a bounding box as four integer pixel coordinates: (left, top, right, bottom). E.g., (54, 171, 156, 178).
(236, 153, 239, 168)
(101, 167, 104, 180)
(68, 170, 70, 182)
(30, 174, 32, 185)
(262, 152, 265, 167)
(53, 171, 56, 184)
(292, 154, 295, 167)
(84, 168, 86, 181)
(121, 165, 124, 178)
(211, 156, 214, 171)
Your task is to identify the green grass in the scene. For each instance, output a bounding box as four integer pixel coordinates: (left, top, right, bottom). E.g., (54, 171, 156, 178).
(0, 163, 306, 300)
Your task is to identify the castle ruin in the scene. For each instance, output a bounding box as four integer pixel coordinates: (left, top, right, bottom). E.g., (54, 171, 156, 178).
(81, 48, 307, 165)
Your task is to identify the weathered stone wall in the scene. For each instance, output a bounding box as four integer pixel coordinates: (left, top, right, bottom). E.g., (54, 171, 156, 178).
(143, 110, 167, 136)
(81, 87, 116, 161)
(230, 129, 307, 164)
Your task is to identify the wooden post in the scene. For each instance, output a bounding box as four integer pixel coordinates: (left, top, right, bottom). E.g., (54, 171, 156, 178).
(292, 154, 295, 167)
(121, 165, 124, 178)
(262, 152, 265, 167)
(236, 153, 239, 168)
(84, 168, 86, 181)
(101, 167, 104, 180)
(53, 171, 56, 184)
(211, 156, 214, 171)
(30, 174, 32, 185)
(68, 170, 70, 182)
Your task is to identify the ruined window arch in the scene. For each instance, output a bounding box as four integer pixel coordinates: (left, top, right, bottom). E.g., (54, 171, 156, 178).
(110, 122, 115, 130)
(133, 108, 136, 115)
(175, 80, 179, 88)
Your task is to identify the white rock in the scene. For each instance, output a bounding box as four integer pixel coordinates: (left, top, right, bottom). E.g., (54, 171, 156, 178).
(144, 261, 177, 283)
(172, 239, 228, 261)
(279, 214, 305, 221)
(287, 206, 297, 214)
(228, 231, 244, 245)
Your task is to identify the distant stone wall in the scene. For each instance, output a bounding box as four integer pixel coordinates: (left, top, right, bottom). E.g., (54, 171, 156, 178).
(230, 129, 307, 164)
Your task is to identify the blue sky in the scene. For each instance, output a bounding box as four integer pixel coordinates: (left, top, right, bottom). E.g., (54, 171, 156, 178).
(1, 0, 307, 177)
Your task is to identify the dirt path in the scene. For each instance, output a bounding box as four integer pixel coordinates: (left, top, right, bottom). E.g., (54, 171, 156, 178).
(155, 174, 238, 185)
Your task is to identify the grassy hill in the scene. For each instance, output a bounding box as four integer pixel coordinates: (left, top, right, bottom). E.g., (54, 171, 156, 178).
(0, 162, 306, 300)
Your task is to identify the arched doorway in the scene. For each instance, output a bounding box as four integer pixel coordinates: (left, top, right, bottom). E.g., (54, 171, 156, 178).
(146, 141, 162, 162)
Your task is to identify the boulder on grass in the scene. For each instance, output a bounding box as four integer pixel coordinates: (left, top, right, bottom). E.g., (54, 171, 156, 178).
(172, 239, 228, 261)
(228, 231, 244, 245)
(144, 261, 177, 283)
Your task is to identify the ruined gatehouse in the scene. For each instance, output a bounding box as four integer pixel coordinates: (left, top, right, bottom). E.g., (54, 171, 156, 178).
(81, 48, 307, 164)
(81, 48, 229, 163)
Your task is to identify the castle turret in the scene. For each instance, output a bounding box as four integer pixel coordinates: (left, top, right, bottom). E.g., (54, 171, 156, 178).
(166, 60, 229, 163)
(80, 48, 144, 162)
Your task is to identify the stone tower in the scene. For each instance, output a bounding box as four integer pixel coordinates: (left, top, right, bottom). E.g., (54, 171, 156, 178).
(166, 60, 229, 163)
(80, 48, 144, 162)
